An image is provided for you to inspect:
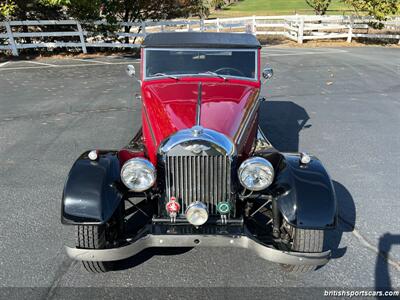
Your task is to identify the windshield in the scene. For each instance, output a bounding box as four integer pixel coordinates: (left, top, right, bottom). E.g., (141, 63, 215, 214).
(144, 49, 257, 80)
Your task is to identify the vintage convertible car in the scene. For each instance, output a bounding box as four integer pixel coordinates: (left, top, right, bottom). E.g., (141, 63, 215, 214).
(61, 32, 337, 273)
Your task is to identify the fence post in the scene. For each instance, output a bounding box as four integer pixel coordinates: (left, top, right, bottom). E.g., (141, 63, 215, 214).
(5, 21, 18, 56)
(76, 21, 87, 54)
(216, 18, 220, 32)
(397, 17, 400, 44)
(200, 19, 205, 32)
(297, 16, 304, 44)
(347, 16, 353, 43)
(245, 24, 251, 34)
(252, 15, 256, 35)
(141, 21, 146, 36)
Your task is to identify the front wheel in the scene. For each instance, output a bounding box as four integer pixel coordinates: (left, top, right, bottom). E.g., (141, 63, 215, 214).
(281, 225, 325, 273)
(75, 204, 124, 273)
(75, 225, 113, 273)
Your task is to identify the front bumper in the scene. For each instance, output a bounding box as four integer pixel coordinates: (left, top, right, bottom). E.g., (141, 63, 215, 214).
(65, 228, 330, 266)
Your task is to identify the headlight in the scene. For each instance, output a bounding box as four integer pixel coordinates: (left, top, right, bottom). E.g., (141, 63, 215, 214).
(120, 158, 156, 192)
(185, 202, 209, 226)
(238, 157, 274, 191)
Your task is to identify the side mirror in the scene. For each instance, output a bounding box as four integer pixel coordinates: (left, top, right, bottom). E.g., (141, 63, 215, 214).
(262, 67, 273, 81)
(126, 65, 136, 78)
(126, 64, 142, 85)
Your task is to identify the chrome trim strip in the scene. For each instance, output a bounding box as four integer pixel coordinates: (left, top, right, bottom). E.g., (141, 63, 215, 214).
(65, 233, 331, 266)
(196, 82, 202, 126)
(166, 154, 171, 201)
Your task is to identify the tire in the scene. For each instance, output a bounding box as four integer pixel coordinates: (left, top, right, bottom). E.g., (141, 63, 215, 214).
(75, 203, 124, 273)
(281, 225, 324, 273)
(75, 225, 113, 273)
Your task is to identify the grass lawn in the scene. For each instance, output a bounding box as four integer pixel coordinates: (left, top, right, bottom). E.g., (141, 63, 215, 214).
(210, 0, 351, 18)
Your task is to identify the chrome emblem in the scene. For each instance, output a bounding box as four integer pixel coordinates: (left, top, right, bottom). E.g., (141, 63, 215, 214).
(184, 144, 210, 154)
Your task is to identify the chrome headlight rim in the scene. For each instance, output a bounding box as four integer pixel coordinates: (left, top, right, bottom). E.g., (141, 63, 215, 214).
(238, 157, 274, 191)
(120, 157, 156, 192)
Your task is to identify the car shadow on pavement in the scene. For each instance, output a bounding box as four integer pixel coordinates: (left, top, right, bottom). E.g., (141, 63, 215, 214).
(259, 100, 356, 263)
(375, 233, 400, 294)
(328, 181, 355, 260)
(258, 100, 311, 153)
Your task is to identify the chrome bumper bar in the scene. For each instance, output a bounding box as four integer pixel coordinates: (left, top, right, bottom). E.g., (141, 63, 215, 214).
(65, 234, 330, 266)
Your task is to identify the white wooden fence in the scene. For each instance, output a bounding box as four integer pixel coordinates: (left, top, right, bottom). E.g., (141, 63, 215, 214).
(1, 15, 399, 56)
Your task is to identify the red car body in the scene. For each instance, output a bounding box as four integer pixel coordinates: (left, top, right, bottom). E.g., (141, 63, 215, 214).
(141, 74, 260, 164)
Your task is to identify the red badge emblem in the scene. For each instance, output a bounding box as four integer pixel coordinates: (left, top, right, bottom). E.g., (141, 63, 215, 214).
(166, 197, 181, 213)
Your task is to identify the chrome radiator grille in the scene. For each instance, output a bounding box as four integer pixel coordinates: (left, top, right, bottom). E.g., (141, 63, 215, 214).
(165, 155, 231, 214)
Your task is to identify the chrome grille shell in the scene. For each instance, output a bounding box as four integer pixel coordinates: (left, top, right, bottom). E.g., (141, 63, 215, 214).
(159, 127, 236, 215)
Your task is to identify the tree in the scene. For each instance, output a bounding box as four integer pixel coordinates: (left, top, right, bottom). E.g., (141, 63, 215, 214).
(343, 0, 399, 21)
(211, 0, 225, 10)
(98, 0, 208, 42)
(0, 1, 16, 20)
(0, 0, 68, 20)
(99, 0, 207, 24)
(305, 0, 332, 15)
(1, 0, 209, 21)
(67, 0, 102, 21)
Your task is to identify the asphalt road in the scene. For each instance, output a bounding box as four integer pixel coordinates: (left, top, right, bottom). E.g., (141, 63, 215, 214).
(0, 47, 399, 299)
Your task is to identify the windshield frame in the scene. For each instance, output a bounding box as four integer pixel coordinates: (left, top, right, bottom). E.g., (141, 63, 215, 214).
(143, 48, 259, 82)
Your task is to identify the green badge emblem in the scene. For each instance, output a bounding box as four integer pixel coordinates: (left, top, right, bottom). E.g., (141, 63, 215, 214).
(217, 202, 231, 215)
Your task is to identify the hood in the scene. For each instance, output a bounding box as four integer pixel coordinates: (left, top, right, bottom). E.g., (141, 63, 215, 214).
(141, 79, 260, 154)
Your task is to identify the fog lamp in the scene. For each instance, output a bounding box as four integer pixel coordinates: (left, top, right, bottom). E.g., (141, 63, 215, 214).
(185, 202, 208, 226)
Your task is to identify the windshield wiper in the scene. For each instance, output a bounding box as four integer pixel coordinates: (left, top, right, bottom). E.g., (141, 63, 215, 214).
(153, 73, 179, 80)
(197, 71, 227, 81)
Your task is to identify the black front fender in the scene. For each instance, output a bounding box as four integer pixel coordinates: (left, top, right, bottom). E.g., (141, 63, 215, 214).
(61, 150, 124, 225)
(256, 151, 337, 230)
(273, 153, 337, 229)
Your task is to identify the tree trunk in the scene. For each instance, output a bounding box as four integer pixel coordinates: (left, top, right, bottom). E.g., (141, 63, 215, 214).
(123, 6, 130, 44)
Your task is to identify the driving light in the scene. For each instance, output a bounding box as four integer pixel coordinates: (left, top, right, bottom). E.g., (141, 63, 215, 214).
(185, 202, 208, 226)
(120, 157, 156, 192)
(238, 157, 274, 191)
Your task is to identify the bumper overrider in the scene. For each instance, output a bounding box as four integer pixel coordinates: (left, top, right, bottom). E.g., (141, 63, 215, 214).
(65, 225, 330, 266)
